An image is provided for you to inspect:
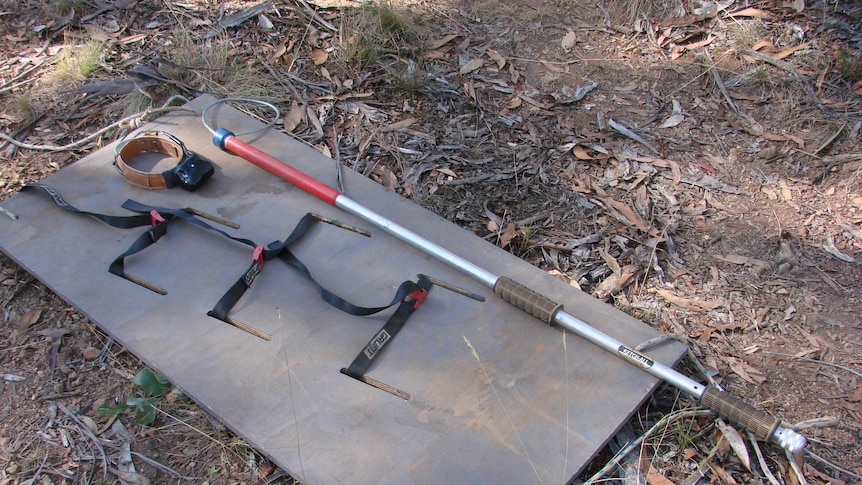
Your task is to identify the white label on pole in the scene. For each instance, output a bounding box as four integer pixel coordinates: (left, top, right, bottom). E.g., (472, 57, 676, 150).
(618, 346, 654, 369)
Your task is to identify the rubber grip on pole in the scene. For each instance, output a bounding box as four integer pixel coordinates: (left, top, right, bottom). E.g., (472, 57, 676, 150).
(494, 276, 563, 324)
(699, 386, 780, 441)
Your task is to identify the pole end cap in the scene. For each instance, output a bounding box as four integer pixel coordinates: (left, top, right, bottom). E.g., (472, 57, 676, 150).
(774, 428, 807, 453)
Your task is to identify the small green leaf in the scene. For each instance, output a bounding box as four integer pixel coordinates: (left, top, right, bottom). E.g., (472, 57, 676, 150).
(134, 403, 157, 425)
(96, 400, 127, 418)
(133, 369, 172, 396)
(126, 395, 162, 409)
(127, 396, 159, 425)
(171, 385, 188, 400)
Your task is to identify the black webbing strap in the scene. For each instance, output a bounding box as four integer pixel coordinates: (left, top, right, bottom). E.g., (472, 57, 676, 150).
(106, 213, 172, 293)
(207, 213, 422, 323)
(207, 212, 322, 322)
(22, 184, 180, 293)
(271, 242, 427, 316)
(121, 200, 257, 249)
(22, 182, 153, 229)
(207, 246, 267, 322)
(343, 277, 432, 380)
(22, 183, 249, 294)
(23, 184, 452, 357)
(112, 200, 259, 295)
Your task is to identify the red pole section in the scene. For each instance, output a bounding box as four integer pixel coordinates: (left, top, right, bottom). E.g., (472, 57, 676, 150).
(218, 130, 341, 205)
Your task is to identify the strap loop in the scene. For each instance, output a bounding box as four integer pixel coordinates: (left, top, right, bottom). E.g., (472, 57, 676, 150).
(22, 183, 152, 229)
(343, 277, 433, 382)
(22, 183, 242, 294)
(207, 213, 379, 327)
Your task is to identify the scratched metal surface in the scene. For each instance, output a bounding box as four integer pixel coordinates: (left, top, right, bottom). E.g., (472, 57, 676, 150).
(0, 95, 686, 484)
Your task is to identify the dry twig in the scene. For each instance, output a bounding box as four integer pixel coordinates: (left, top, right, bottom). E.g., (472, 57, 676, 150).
(763, 351, 862, 379)
(739, 49, 833, 115)
(586, 409, 716, 483)
(57, 403, 109, 477)
(0, 105, 194, 152)
(811, 152, 862, 184)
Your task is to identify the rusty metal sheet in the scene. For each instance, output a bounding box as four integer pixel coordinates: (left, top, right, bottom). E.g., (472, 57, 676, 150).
(0, 95, 687, 484)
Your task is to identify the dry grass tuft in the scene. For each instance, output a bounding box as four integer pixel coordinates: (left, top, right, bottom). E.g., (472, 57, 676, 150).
(726, 19, 766, 49)
(607, 0, 685, 24)
(111, 28, 285, 119)
(48, 40, 104, 87)
(386, 58, 429, 94)
(336, 0, 427, 69)
(38, 0, 89, 19)
(164, 31, 283, 102)
(834, 47, 861, 82)
(7, 94, 37, 119)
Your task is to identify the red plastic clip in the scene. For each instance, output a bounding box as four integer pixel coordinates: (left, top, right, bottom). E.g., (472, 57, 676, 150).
(252, 245, 265, 269)
(149, 210, 165, 226)
(408, 289, 428, 310)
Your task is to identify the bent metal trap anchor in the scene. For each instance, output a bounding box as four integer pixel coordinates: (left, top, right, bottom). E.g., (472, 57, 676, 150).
(0, 95, 804, 484)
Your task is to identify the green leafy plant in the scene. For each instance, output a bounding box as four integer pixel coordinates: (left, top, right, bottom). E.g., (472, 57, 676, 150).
(97, 369, 183, 425)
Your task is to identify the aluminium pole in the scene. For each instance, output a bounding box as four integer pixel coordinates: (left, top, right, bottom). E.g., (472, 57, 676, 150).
(212, 128, 806, 453)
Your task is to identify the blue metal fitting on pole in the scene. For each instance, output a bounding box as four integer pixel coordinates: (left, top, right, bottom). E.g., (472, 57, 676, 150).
(212, 128, 234, 150)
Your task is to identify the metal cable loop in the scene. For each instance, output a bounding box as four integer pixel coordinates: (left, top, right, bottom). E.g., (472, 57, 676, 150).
(200, 97, 280, 137)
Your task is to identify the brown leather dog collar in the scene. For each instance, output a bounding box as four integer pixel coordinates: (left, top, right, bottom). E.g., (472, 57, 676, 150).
(114, 131, 190, 190)
(114, 131, 214, 191)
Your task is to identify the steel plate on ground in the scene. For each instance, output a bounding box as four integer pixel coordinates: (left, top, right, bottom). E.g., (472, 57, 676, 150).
(0, 95, 687, 484)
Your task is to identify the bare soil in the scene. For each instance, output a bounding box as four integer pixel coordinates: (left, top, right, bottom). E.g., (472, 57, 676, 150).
(1, 0, 860, 483)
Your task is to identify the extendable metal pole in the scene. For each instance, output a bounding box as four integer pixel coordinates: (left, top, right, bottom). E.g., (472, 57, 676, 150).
(212, 128, 806, 453)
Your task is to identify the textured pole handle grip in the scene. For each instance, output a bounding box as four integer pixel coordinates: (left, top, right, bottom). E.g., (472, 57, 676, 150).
(494, 277, 563, 324)
(699, 386, 780, 441)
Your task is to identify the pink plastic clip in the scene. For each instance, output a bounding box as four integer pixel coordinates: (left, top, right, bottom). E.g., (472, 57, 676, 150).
(253, 245, 265, 269)
(150, 210, 165, 226)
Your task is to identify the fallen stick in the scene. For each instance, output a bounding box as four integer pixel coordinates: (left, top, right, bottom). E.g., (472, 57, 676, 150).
(811, 152, 862, 184)
(739, 49, 832, 116)
(208, 123, 806, 453)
